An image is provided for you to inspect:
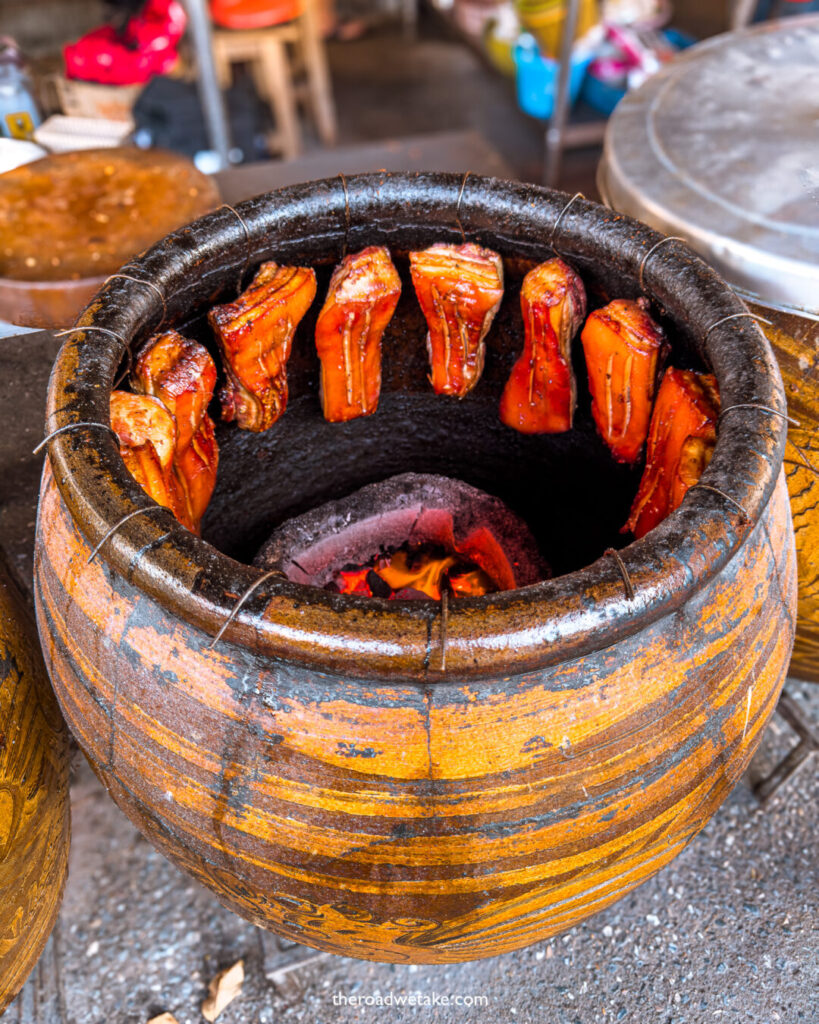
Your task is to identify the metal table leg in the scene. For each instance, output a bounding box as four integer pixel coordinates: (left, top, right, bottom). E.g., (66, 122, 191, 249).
(182, 0, 233, 169)
(543, 0, 580, 187)
(753, 688, 819, 805)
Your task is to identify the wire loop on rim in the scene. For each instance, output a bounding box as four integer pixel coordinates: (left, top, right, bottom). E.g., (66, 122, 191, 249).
(454, 170, 472, 243)
(720, 403, 800, 428)
(439, 589, 449, 672)
(694, 483, 751, 523)
(638, 236, 686, 293)
(221, 203, 254, 294)
(54, 324, 134, 386)
(33, 421, 118, 455)
(208, 569, 285, 650)
(55, 325, 127, 344)
(549, 191, 584, 253)
(703, 311, 772, 339)
(337, 172, 351, 258)
(86, 505, 171, 564)
(605, 548, 635, 601)
(113, 345, 135, 388)
(105, 273, 168, 324)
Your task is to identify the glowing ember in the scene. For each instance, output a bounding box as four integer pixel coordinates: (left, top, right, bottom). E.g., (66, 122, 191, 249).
(334, 543, 496, 600)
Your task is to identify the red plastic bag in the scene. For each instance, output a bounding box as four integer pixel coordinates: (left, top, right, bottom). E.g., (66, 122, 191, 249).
(64, 0, 186, 86)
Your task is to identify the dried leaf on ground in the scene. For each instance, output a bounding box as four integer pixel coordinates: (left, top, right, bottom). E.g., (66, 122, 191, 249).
(148, 1014, 179, 1024)
(201, 959, 245, 1022)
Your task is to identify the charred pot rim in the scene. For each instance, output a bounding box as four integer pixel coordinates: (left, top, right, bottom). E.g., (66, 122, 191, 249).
(43, 172, 787, 682)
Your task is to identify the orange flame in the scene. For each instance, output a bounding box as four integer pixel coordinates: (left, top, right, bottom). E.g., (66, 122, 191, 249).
(335, 545, 495, 599)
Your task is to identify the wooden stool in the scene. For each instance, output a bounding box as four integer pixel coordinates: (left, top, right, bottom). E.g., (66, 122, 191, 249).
(211, 2, 337, 160)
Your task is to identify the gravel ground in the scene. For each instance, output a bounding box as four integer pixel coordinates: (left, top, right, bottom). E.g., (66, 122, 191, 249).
(7, 683, 816, 1024)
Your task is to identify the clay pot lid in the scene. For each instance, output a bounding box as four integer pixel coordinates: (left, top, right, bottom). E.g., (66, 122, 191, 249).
(42, 172, 788, 681)
(0, 147, 220, 283)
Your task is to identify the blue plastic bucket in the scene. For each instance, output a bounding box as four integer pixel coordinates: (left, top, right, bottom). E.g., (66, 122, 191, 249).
(514, 35, 593, 119)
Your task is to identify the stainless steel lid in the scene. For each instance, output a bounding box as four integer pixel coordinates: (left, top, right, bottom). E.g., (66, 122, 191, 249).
(599, 15, 819, 320)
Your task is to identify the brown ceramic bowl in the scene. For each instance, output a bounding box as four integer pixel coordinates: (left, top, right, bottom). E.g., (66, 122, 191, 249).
(34, 173, 796, 963)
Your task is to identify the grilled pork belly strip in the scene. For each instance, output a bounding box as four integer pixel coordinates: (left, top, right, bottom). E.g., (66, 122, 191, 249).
(500, 257, 586, 434)
(581, 298, 668, 464)
(109, 390, 189, 527)
(132, 329, 219, 533)
(315, 246, 402, 422)
(409, 242, 504, 398)
(209, 261, 317, 432)
(624, 367, 720, 538)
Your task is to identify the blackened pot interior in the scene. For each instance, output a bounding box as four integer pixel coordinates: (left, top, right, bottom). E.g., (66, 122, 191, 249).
(43, 173, 788, 681)
(201, 258, 642, 576)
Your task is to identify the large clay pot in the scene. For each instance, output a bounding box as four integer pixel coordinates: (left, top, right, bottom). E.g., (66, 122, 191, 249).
(597, 16, 819, 682)
(0, 554, 70, 1013)
(749, 309, 819, 681)
(34, 174, 795, 963)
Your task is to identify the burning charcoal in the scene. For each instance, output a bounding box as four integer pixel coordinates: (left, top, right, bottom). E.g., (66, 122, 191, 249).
(376, 547, 458, 600)
(337, 567, 373, 595)
(448, 567, 494, 598)
(132, 329, 219, 534)
(409, 242, 504, 398)
(315, 246, 402, 422)
(500, 257, 587, 434)
(209, 261, 317, 431)
(109, 390, 190, 528)
(366, 568, 393, 598)
(581, 298, 669, 463)
(624, 368, 720, 538)
(255, 473, 548, 594)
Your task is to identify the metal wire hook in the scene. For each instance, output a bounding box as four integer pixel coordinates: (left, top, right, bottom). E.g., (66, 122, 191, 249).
(719, 403, 801, 428)
(694, 483, 751, 523)
(54, 324, 135, 387)
(605, 547, 635, 601)
(337, 172, 351, 259)
(104, 273, 168, 324)
(33, 421, 118, 455)
(439, 589, 449, 672)
(220, 203, 254, 294)
(638, 236, 686, 294)
(703, 311, 773, 340)
(454, 170, 472, 244)
(87, 505, 171, 564)
(55, 325, 128, 344)
(549, 191, 584, 254)
(208, 569, 285, 650)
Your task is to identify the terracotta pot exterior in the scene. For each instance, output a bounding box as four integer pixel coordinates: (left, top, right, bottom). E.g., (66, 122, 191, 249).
(0, 557, 70, 1011)
(754, 307, 819, 682)
(32, 174, 797, 962)
(36, 468, 794, 962)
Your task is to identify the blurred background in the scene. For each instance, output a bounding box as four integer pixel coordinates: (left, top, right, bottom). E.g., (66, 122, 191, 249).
(2, 0, 816, 194)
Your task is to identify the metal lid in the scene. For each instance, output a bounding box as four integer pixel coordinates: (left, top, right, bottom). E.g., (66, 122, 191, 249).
(599, 15, 819, 319)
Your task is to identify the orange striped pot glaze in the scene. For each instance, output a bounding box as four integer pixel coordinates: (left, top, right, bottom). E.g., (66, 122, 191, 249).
(34, 175, 797, 962)
(752, 305, 819, 683)
(0, 555, 70, 1011)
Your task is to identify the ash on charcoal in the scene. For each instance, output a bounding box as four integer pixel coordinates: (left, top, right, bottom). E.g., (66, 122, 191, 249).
(254, 473, 548, 592)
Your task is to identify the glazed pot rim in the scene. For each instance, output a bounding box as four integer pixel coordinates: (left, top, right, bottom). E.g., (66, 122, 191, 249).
(41, 172, 788, 682)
